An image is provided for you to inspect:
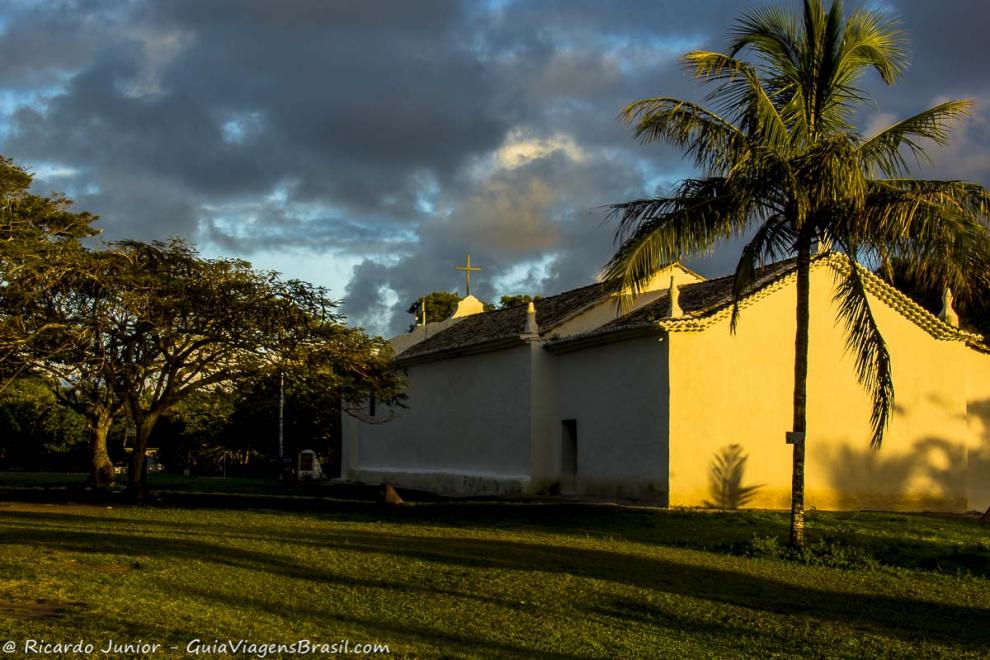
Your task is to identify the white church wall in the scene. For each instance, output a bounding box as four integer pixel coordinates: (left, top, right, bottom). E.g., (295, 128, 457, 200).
(343, 344, 535, 495)
(529, 339, 560, 491)
(555, 335, 669, 501)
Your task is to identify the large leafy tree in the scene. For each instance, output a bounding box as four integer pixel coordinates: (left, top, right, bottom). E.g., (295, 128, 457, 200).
(76, 239, 402, 499)
(0, 156, 98, 386)
(29, 248, 129, 489)
(0, 157, 108, 484)
(605, 0, 990, 546)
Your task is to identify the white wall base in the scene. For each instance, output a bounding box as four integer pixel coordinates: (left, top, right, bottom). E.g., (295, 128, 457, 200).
(349, 467, 531, 496)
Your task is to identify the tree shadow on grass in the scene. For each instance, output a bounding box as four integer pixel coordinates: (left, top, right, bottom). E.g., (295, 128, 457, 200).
(285, 530, 990, 650)
(0, 522, 516, 611)
(2, 513, 988, 652)
(3, 504, 986, 579)
(155, 582, 585, 660)
(0, 501, 787, 549)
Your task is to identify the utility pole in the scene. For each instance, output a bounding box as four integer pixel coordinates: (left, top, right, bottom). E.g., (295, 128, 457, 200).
(278, 371, 285, 460)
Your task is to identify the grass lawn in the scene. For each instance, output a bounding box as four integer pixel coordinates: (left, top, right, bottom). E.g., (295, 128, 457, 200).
(1, 498, 989, 658)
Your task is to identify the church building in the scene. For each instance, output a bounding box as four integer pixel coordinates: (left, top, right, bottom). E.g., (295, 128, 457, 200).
(342, 255, 990, 512)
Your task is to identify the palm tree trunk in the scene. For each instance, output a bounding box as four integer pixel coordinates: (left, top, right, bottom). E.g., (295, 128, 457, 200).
(790, 233, 812, 548)
(89, 408, 114, 490)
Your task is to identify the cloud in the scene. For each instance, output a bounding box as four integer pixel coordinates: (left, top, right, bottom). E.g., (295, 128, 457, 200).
(1, 0, 988, 336)
(495, 129, 586, 170)
(340, 132, 652, 336)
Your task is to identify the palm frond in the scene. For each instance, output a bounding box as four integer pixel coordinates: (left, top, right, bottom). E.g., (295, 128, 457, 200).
(603, 178, 755, 298)
(857, 101, 972, 177)
(794, 135, 868, 216)
(832, 250, 894, 448)
(619, 98, 746, 172)
(839, 7, 907, 85)
(728, 3, 802, 82)
(681, 51, 789, 149)
(811, 0, 846, 133)
(854, 179, 990, 295)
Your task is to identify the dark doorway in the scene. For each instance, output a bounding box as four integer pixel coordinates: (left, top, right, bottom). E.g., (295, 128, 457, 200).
(561, 419, 577, 494)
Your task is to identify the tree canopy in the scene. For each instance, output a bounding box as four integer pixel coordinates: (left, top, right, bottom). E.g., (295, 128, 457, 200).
(0, 157, 98, 388)
(64, 239, 403, 498)
(406, 291, 540, 330)
(407, 291, 462, 330)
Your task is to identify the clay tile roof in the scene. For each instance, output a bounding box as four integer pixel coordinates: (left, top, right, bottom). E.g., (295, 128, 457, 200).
(395, 253, 983, 363)
(394, 281, 611, 362)
(595, 258, 799, 332)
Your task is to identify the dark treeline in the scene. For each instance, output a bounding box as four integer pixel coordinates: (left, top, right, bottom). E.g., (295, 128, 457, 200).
(0, 155, 403, 499)
(0, 371, 344, 478)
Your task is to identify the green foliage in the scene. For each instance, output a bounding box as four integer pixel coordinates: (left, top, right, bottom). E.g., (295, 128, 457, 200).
(156, 368, 347, 475)
(0, 377, 88, 470)
(743, 534, 881, 570)
(405, 291, 541, 330)
(406, 290, 501, 329)
(93, 240, 403, 492)
(0, 156, 99, 388)
(406, 291, 461, 329)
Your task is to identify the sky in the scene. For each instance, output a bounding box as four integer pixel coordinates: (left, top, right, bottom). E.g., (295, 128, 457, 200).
(2, 0, 989, 336)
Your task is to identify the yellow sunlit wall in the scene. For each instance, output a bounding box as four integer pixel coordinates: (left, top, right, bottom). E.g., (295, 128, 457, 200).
(667, 261, 987, 512)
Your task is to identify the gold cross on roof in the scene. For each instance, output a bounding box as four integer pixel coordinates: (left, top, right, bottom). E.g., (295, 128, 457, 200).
(455, 255, 481, 296)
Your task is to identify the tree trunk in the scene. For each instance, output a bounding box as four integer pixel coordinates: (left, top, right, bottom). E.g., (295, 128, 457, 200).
(89, 408, 115, 490)
(126, 437, 147, 502)
(790, 233, 812, 548)
(125, 410, 160, 502)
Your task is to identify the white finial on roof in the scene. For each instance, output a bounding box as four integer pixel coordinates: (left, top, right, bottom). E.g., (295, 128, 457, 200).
(939, 287, 959, 328)
(524, 301, 539, 335)
(667, 276, 682, 318)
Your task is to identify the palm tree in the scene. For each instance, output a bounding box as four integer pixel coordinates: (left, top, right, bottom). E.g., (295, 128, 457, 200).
(605, 0, 990, 546)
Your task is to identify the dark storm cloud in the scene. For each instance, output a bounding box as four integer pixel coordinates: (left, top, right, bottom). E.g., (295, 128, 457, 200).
(2, 0, 988, 335)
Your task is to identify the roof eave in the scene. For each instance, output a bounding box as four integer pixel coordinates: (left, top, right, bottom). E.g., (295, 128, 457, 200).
(543, 324, 665, 354)
(393, 335, 528, 367)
